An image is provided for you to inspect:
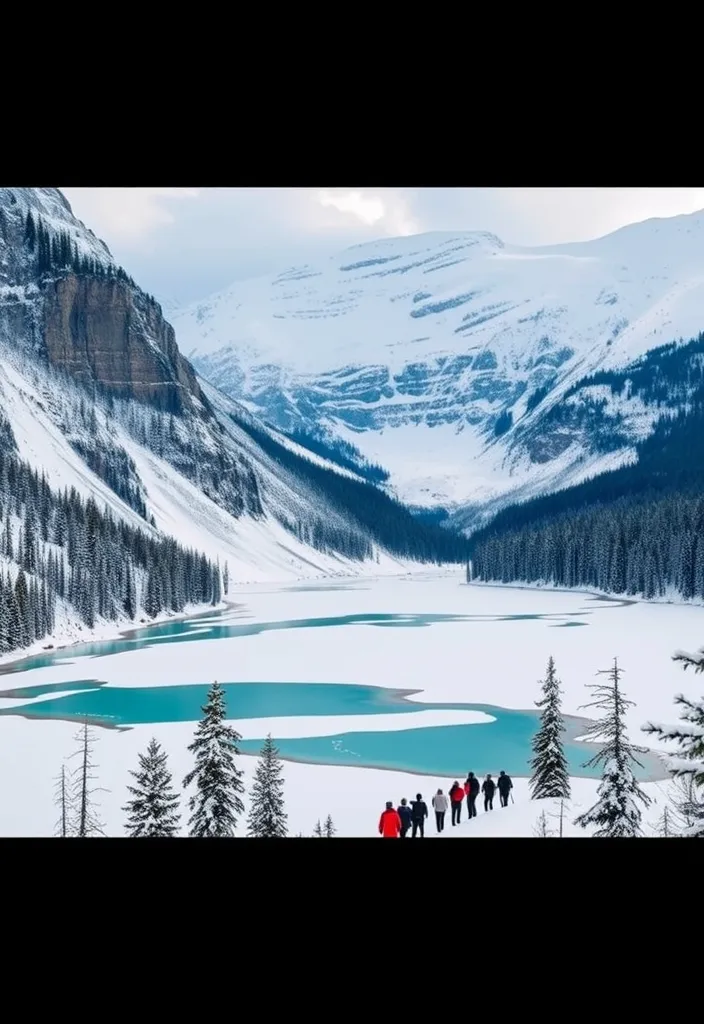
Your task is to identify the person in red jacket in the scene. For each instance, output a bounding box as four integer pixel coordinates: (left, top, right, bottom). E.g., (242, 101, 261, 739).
(449, 781, 464, 825)
(379, 801, 402, 838)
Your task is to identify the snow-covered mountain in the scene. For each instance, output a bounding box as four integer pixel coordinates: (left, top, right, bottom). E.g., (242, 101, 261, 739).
(173, 214, 704, 519)
(0, 187, 463, 589)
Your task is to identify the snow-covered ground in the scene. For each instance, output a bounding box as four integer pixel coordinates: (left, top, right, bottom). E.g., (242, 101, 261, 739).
(432, 777, 677, 838)
(0, 573, 699, 837)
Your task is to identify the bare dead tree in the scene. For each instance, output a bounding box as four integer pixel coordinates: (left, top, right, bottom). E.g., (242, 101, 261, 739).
(69, 719, 108, 837)
(548, 797, 569, 837)
(533, 808, 554, 837)
(670, 774, 703, 834)
(53, 762, 74, 837)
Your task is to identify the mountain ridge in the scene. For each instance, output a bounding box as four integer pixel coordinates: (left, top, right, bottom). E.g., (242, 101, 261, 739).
(173, 212, 704, 515)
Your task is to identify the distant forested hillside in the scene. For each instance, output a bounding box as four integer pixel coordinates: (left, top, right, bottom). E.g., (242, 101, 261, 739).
(0, 412, 221, 657)
(468, 333, 704, 601)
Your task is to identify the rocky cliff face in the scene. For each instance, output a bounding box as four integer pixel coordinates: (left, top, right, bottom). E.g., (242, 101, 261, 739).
(0, 187, 204, 415)
(42, 274, 203, 412)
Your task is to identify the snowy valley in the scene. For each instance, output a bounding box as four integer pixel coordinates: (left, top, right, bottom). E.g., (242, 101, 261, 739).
(0, 187, 702, 840)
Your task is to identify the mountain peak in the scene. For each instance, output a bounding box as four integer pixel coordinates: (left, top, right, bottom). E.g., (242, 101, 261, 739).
(0, 186, 113, 262)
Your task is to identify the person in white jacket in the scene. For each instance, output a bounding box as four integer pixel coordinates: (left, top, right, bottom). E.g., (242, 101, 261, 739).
(432, 789, 449, 833)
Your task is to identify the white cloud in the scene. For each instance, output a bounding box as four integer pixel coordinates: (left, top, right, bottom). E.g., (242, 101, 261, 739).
(62, 187, 200, 242)
(317, 189, 419, 237)
(59, 187, 704, 308)
(319, 190, 385, 225)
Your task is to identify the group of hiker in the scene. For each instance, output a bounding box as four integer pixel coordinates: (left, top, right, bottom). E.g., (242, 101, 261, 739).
(378, 771, 514, 837)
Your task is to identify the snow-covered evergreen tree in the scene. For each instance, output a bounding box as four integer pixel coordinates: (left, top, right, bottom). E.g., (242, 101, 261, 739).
(574, 659, 651, 837)
(642, 645, 704, 837)
(324, 814, 336, 838)
(123, 737, 181, 837)
(246, 734, 288, 838)
(529, 656, 571, 800)
(182, 681, 245, 837)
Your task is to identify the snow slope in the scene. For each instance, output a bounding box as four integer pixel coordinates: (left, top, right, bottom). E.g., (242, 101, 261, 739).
(0, 347, 411, 585)
(174, 212, 704, 509)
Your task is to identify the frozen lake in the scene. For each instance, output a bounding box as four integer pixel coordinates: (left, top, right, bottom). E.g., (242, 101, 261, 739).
(0, 571, 698, 835)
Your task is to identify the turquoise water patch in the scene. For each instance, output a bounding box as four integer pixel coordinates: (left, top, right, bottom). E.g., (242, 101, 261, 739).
(0, 679, 666, 781)
(0, 607, 594, 677)
(0, 681, 421, 725)
(0, 679, 105, 699)
(238, 718, 611, 780)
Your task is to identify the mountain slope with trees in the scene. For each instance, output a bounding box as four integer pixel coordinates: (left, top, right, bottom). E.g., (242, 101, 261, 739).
(468, 331, 704, 602)
(0, 187, 470, 591)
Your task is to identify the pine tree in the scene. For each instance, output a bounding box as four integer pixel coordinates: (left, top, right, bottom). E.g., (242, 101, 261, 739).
(223, 561, 229, 595)
(246, 734, 288, 837)
(24, 211, 36, 250)
(529, 656, 571, 800)
(574, 659, 651, 837)
(68, 720, 106, 837)
(313, 820, 324, 837)
(14, 570, 29, 647)
(182, 681, 245, 837)
(642, 645, 704, 837)
(123, 737, 181, 837)
(324, 814, 336, 838)
(123, 562, 137, 619)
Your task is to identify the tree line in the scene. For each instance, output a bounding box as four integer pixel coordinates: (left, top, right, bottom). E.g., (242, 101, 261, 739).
(24, 210, 141, 290)
(0, 412, 222, 655)
(279, 425, 390, 485)
(54, 681, 336, 839)
(470, 492, 704, 601)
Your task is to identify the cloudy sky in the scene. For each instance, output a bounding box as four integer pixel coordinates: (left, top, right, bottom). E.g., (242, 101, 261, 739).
(61, 187, 704, 310)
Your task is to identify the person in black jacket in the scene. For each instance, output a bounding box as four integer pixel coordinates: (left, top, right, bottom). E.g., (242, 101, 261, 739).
(465, 772, 479, 818)
(497, 771, 513, 807)
(397, 798, 412, 837)
(482, 774, 496, 811)
(410, 793, 428, 838)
